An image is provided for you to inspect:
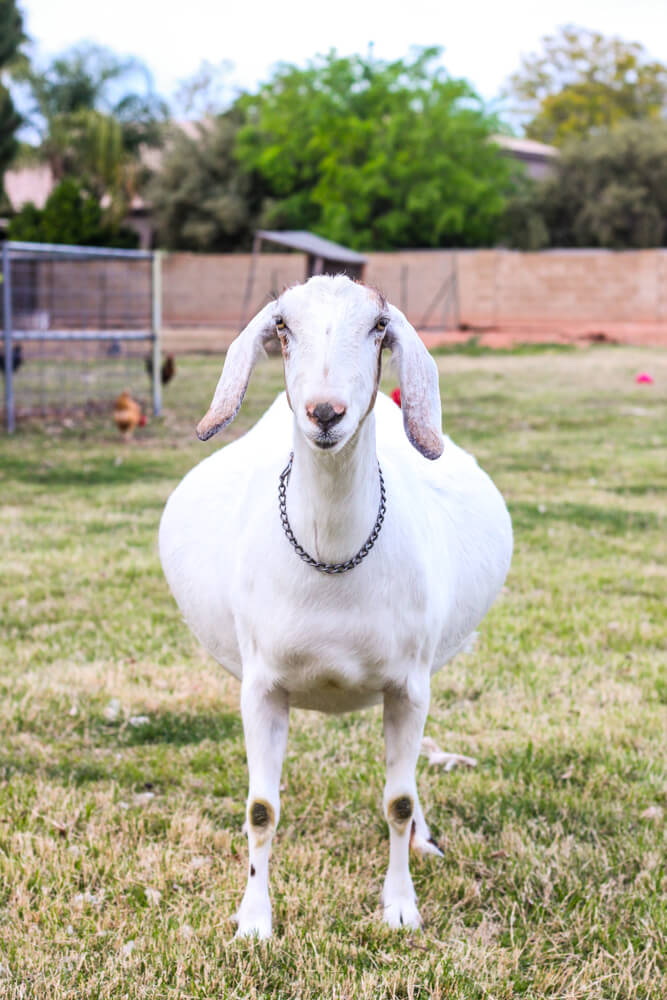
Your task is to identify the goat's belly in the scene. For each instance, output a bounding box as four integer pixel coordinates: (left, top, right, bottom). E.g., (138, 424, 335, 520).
(283, 666, 386, 714)
(268, 631, 404, 715)
(289, 686, 382, 713)
(276, 653, 388, 713)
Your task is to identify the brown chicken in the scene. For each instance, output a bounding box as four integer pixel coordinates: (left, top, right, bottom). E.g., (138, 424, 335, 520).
(145, 352, 176, 385)
(113, 391, 146, 441)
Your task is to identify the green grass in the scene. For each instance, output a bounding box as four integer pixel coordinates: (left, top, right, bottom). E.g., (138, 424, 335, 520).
(0, 346, 665, 999)
(431, 337, 578, 356)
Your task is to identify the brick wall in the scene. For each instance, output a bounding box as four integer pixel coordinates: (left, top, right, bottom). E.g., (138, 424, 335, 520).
(460, 249, 667, 327)
(369, 248, 667, 329)
(159, 248, 667, 352)
(363, 251, 459, 328)
(162, 252, 306, 326)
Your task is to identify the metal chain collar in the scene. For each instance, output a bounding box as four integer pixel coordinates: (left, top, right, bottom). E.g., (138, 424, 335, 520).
(278, 452, 386, 574)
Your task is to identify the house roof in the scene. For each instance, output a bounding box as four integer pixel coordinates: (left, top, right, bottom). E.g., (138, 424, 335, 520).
(4, 164, 55, 211)
(6, 164, 149, 214)
(256, 230, 367, 263)
(491, 135, 559, 160)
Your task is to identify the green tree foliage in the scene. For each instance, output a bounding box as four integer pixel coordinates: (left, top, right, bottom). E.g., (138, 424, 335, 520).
(7, 176, 138, 247)
(148, 112, 266, 251)
(0, 0, 25, 177)
(171, 59, 235, 120)
(234, 48, 512, 250)
(44, 109, 125, 200)
(504, 121, 667, 249)
(0, 85, 21, 176)
(0, 0, 24, 68)
(12, 42, 167, 214)
(14, 42, 167, 144)
(506, 25, 667, 145)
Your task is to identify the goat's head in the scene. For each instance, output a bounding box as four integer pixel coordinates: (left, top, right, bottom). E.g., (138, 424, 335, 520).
(197, 275, 444, 460)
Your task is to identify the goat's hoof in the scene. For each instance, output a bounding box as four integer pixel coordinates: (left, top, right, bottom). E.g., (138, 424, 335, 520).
(234, 919, 272, 940)
(382, 895, 422, 930)
(234, 899, 272, 940)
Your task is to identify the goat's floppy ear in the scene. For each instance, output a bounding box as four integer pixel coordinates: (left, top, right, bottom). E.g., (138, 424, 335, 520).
(384, 304, 444, 460)
(197, 301, 278, 441)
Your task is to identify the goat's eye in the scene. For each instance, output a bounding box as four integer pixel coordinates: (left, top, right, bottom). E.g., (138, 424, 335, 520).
(275, 318, 287, 332)
(374, 318, 388, 334)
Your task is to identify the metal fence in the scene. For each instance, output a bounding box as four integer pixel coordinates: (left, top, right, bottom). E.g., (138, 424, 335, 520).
(1, 241, 162, 431)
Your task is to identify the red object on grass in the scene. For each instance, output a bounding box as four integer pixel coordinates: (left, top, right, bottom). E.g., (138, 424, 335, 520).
(391, 387, 401, 407)
(635, 372, 654, 384)
(139, 414, 148, 426)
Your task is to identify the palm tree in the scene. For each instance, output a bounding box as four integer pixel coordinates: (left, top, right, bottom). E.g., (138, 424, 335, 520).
(13, 42, 167, 214)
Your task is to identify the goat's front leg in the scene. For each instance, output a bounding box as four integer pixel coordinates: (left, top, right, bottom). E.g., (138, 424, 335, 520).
(382, 680, 429, 929)
(235, 673, 289, 940)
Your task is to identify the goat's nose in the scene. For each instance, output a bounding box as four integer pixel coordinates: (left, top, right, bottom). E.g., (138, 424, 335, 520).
(306, 400, 346, 431)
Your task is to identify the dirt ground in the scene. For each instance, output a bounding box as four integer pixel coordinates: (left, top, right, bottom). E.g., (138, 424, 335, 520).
(421, 319, 667, 349)
(162, 319, 667, 355)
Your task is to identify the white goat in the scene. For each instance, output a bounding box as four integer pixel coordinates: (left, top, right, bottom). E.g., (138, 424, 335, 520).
(159, 275, 512, 938)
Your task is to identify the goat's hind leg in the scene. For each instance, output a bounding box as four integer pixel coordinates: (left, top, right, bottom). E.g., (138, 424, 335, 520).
(410, 795, 444, 857)
(382, 681, 429, 929)
(235, 674, 289, 939)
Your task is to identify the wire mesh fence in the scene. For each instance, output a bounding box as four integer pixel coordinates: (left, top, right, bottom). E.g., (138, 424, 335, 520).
(1, 241, 161, 431)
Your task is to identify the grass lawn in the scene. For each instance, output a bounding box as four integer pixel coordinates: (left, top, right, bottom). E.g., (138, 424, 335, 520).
(0, 346, 665, 999)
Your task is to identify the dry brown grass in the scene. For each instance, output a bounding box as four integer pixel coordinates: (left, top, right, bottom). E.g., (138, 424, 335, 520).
(0, 346, 665, 998)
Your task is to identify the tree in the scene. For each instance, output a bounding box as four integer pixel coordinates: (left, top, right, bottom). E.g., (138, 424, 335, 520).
(171, 59, 236, 120)
(14, 42, 166, 139)
(506, 25, 667, 145)
(8, 177, 138, 247)
(0, 0, 25, 178)
(0, 85, 21, 177)
(44, 108, 125, 198)
(503, 121, 667, 249)
(11, 42, 168, 213)
(148, 112, 266, 251)
(234, 48, 512, 250)
(0, 0, 23, 68)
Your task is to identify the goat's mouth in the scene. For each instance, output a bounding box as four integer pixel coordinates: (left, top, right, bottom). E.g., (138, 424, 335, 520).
(313, 434, 337, 450)
(303, 422, 350, 453)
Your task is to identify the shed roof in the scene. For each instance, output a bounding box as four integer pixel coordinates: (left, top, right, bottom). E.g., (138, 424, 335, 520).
(256, 230, 366, 263)
(491, 135, 559, 159)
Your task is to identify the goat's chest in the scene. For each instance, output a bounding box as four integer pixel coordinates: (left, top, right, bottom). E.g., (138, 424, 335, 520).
(233, 528, 435, 710)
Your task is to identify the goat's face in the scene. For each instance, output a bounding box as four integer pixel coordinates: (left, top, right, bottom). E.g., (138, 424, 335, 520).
(274, 276, 386, 454)
(197, 274, 444, 460)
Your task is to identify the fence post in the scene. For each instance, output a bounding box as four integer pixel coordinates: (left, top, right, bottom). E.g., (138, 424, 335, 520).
(452, 253, 461, 330)
(240, 234, 262, 330)
(151, 250, 162, 417)
(400, 264, 408, 315)
(2, 242, 15, 433)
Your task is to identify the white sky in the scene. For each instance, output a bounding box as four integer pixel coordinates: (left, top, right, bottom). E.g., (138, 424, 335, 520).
(16, 0, 667, 111)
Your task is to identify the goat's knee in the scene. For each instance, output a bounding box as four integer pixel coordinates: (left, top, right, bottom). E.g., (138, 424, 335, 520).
(386, 793, 414, 834)
(248, 798, 276, 845)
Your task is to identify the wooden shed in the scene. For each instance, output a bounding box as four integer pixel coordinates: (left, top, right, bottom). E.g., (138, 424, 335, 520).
(241, 230, 367, 325)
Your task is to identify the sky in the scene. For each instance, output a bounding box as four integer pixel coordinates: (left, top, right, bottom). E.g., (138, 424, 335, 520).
(15, 0, 667, 113)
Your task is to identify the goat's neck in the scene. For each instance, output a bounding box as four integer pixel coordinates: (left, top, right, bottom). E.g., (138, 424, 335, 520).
(287, 415, 380, 564)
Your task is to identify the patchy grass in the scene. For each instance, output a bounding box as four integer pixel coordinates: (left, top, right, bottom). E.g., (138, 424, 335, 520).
(0, 346, 665, 999)
(431, 337, 577, 356)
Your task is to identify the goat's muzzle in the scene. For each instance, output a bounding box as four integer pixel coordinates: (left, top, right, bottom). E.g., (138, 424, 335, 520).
(305, 400, 346, 433)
